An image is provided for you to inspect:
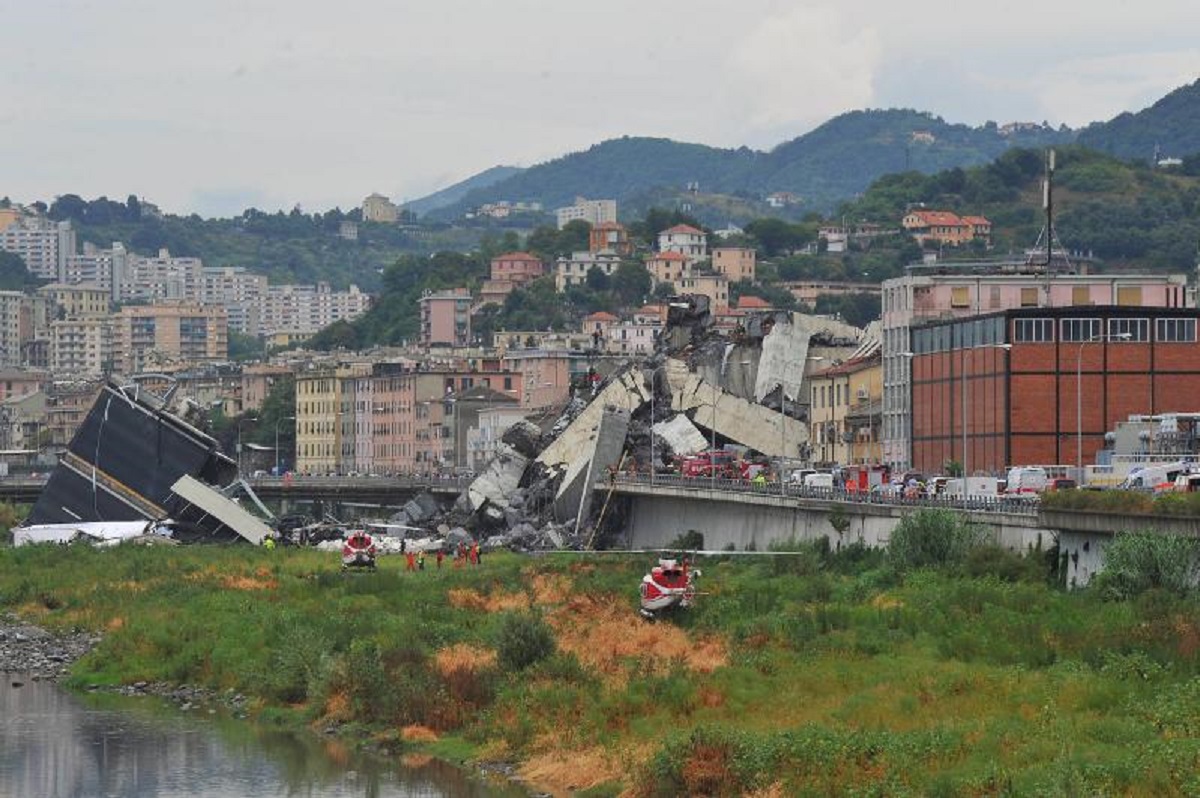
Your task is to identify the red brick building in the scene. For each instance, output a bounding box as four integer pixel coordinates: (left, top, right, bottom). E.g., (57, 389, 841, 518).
(909, 306, 1200, 475)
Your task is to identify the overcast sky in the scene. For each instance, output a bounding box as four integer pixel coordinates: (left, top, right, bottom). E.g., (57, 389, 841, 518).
(3, 1, 1198, 217)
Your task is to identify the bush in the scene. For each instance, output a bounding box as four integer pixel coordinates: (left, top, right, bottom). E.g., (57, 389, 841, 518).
(963, 544, 1048, 583)
(496, 612, 556, 671)
(888, 509, 984, 572)
(1090, 531, 1200, 600)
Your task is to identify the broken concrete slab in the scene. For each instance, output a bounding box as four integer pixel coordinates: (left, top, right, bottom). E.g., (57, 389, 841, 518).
(552, 404, 630, 526)
(501, 420, 543, 459)
(652, 414, 709, 456)
(466, 443, 528, 512)
(402, 492, 440, 523)
(538, 368, 649, 470)
(666, 360, 809, 458)
(756, 312, 866, 402)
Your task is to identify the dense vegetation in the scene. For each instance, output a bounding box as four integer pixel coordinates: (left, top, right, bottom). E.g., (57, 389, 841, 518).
(34, 194, 486, 293)
(2, 511, 1198, 796)
(839, 146, 1200, 270)
(1078, 78, 1200, 162)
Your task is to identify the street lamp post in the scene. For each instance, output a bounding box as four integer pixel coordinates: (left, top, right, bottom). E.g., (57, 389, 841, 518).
(237, 416, 258, 477)
(784, 355, 825, 494)
(274, 415, 295, 476)
(1076, 332, 1131, 473)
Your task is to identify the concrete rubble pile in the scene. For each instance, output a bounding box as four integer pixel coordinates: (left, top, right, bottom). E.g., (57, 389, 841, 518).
(387, 297, 876, 553)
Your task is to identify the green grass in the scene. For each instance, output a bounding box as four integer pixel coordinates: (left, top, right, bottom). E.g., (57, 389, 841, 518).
(1, 541, 1198, 796)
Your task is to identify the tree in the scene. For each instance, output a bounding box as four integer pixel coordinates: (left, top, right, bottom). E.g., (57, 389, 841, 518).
(612, 261, 651, 306)
(585, 266, 611, 292)
(0, 252, 35, 291)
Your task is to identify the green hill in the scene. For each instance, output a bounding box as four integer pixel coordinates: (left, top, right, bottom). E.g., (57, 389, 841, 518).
(840, 146, 1200, 270)
(1077, 78, 1200, 162)
(403, 165, 525, 216)
(431, 111, 1073, 221)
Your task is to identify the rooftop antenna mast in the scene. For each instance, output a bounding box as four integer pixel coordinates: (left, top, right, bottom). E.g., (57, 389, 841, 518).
(1028, 148, 1072, 279)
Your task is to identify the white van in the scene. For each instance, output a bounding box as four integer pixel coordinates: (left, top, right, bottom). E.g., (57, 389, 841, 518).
(803, 472, 834, 490)
(1005, 467, 1048, 494)
(944, 477, 1000, 498)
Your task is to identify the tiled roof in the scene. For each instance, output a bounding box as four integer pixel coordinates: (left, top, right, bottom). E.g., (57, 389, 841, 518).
(584, 311, 619, 322)
(492, 251, 542, 262)
(736, 295, 771, 309)
(661, 224, 705, 235)
(906, 210, 963, 227)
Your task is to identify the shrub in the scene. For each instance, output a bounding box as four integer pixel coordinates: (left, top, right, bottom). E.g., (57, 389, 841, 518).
(496, 612, 556, 671)
(1090, 531, 1200, 600)
(888, 509, 984, 572)
(963, 544, 1048, 583)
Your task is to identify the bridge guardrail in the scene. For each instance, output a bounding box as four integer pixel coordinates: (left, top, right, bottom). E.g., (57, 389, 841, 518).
(608, 473, 1039, 516)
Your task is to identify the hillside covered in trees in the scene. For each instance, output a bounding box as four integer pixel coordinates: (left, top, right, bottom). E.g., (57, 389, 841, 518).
(425, 110, 1073, 221)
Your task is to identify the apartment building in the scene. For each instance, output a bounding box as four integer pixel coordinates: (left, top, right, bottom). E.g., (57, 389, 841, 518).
(657, 224, 707, 262)
(589, 222, 632, 256)
(711, 247, 756, 283)
(807, 354, 882, 467)
(122, 249, 203, 302)
(881, 264, 1192, 470)
(0, 217, 74, 281)
(554, 251, 623, 291)
(111, 302, 229, 375)
(64, 242, 128, 300)
(49, 317, 112, 376)
(259, 283, 370, 337)
(419, 289, 472, 346)
(38, 283, 109, 318)
(645, 251, 691, 285)
(490, 252, 545, 284)
(555, 197, 616, 229)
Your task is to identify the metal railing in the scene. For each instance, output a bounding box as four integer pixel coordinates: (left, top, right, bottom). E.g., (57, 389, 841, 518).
(608, 473, 1040, 515)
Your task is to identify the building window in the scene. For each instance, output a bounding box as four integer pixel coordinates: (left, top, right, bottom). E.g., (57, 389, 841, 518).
(1108, 318, 1148, 342)
(1071, 286, 1090, 306)
(1116, 286, 1143, 306)
(1156, 318, 1196, 343)
(951, 286, 970, 308)
(1061, 318, 1101, 342)
(1019, 287, 1038, 307)
(1013, 318, 1054, 343)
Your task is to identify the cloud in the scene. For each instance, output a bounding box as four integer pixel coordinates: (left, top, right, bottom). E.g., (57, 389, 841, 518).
(1033, 50, 1200, 126)
(724, 6, 881, 144)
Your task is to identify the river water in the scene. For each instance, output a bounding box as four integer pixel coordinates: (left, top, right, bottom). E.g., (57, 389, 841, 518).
(0, 678, 525, 798)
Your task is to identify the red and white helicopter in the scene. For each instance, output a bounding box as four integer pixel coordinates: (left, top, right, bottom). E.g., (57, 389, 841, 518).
(638, 555, 700, 619)
(341, 529, 378, 570)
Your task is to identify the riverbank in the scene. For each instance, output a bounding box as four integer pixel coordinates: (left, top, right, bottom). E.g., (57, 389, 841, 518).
(0, 612, 101, 679)
(2, 532, 1199, 796)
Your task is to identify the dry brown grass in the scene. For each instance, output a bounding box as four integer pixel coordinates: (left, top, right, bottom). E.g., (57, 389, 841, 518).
(548, 593, 726, 683)
(219, 574, 279, 591)
(447, 587, 530, 612)
(400, 724, 439, 742)
(317, 689, 351, 725)
(530, 573, 573, 605)
(105, 616, 125, 631)
(433, 643, 497, 677)
(745, 782, 788, 798)
(520, 745, 647, 797)
(871, 594, 904, 610)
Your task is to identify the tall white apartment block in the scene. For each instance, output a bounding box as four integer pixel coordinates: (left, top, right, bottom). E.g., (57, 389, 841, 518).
(0, 291, 23, 367)
(201, 267, 267, 334)
(555, 197, 617, 230)
(64, 242, 128, 300)
(258, 282, 370, 336)
(0, 217, 75, 281)
(50, 317, 113, 376)
(122, 249, 203, 302)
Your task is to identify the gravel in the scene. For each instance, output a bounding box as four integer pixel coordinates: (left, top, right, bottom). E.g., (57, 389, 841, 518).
(0, 613, 102, 681)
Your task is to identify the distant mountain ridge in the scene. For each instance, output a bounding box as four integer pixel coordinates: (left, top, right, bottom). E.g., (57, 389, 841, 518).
(410, 79, 1200, 222)
(416, 110, 1071, 222)
(1077, 78, 1200, 162)
(402, 165, 525, 216)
